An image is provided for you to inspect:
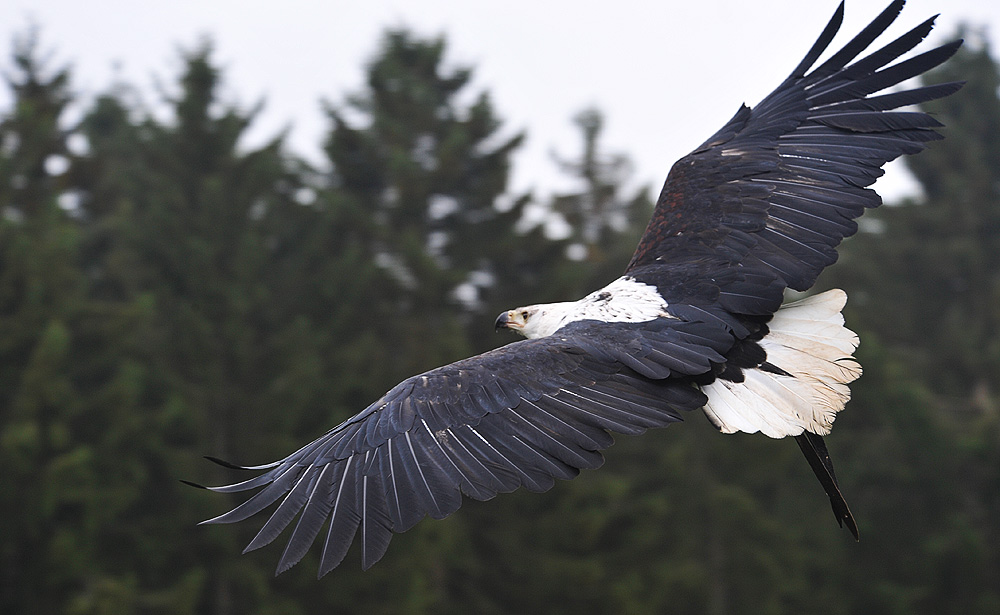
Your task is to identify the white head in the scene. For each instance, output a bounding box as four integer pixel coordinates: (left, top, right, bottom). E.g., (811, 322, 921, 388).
(495, 302, 575, 339)
(494, 277, 671, 340)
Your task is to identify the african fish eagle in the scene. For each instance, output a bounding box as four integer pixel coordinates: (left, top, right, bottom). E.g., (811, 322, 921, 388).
(193, 0, 963, 577)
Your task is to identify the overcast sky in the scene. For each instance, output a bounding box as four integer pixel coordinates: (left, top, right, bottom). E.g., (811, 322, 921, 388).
(1, 0, 996, 202)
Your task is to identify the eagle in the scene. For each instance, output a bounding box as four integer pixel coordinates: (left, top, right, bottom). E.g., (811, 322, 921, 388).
(194, 0, 963, 577)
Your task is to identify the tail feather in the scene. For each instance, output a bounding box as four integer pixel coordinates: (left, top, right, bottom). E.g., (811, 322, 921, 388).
(701, 288, 861, 539)
(702, 289, 862, 437)
(794, 432, 859, 540)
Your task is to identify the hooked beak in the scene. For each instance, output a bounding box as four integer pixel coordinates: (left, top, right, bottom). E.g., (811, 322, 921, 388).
(494, 311, 510, 332)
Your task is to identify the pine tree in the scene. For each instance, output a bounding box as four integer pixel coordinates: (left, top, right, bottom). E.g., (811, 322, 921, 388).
(69, 43, 339, 613)
(0, 30, 100, 613)
(321, 29, 545, 365)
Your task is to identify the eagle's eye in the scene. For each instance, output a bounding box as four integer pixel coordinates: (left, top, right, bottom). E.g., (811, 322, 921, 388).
(521, 311, 529, 320)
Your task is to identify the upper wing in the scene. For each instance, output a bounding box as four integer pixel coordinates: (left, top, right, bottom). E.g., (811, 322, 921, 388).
(198, 318, 732, 576)
(626, 0, 962, 294)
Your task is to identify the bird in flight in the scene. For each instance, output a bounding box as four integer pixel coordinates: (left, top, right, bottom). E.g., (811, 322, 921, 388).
(193, 0, 962, 577)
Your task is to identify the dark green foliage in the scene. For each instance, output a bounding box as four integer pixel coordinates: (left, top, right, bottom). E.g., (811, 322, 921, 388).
(818, 33, 1000, 614)
(0, 31, 96, 614)
(1, 21, 998, 615)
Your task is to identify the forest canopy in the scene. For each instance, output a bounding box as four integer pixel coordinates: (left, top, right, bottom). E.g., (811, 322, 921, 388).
(1, 25, 998, 615)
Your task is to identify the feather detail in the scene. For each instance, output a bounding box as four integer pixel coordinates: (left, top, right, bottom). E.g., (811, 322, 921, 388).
(702, 289, 861, 437)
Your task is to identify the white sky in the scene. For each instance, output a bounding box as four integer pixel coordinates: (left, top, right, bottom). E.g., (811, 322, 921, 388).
(1, 0, 996, 202)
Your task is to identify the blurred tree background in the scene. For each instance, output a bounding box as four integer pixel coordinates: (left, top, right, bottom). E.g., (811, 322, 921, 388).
(1, 22, 998, 615)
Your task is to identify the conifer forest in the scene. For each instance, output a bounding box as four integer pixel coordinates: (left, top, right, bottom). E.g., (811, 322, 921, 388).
(1, 22, 999, 615)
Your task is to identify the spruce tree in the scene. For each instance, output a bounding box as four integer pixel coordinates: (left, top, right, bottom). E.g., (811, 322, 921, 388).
(0, 31, 99, 614)
(321, 29, 547, 363)
(70, 43, 336, 613)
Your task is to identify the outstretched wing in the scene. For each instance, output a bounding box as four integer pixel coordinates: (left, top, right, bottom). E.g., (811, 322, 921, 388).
(627, 0, 962, 296)
(198, 318, 732, 576)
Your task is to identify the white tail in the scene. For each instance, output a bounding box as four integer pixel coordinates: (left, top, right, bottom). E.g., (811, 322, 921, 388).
(701, 289, 862, 438)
